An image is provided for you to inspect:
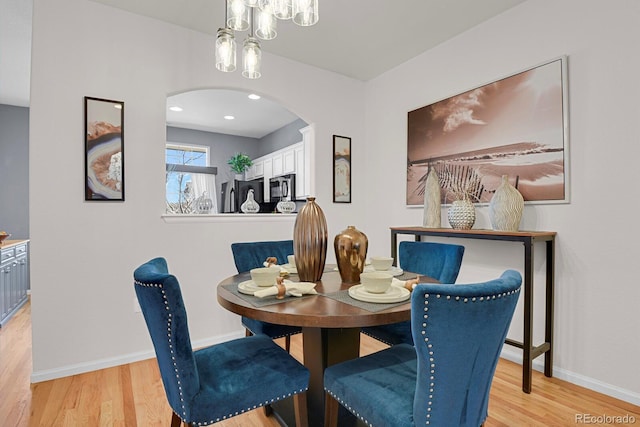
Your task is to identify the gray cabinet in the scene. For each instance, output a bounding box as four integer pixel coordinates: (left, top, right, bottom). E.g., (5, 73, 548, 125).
(0, 241, 29, 327)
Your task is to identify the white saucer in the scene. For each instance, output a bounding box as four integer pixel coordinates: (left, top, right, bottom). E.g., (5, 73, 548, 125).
(348, 284, 410, 303)
(363, 265, 404, 276)
(282, 263, 298, 274)
(238, 280, 268, 295)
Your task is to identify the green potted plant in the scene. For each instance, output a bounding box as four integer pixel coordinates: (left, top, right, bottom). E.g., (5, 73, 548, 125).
(227, 152, 253, 177)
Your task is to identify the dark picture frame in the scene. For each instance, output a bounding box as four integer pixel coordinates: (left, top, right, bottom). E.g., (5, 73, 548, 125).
(84, 96, 125, 201)
(406, 56, 569, 206)
(333, 135, 351, 203)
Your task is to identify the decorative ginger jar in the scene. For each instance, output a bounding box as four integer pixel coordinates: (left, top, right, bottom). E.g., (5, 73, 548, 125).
(334, 226, 368, 284)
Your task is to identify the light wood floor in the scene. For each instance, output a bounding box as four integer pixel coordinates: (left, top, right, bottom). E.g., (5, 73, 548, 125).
(2, 300, 639, 426)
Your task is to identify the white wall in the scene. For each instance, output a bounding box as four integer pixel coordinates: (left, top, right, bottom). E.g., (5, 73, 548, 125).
(362, 0, 640, 404)
(29, 0, 640, 406)
(29, 0, 365, 380)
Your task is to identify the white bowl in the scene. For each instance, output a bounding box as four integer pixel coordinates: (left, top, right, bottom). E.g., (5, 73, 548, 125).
(370, 256, 394, 271)
(250, 266, 281, 287)
(360, 271, 393, 293)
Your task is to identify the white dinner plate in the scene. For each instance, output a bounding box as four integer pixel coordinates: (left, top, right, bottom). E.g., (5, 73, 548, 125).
(237, 280, 263, 295)
(281, 263, 298, 274)
(362, 265, 404, 276)
(348, 284, 410, 303)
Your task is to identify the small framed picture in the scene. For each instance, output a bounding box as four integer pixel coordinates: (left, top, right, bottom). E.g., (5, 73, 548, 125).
(84, 96, 124, 201)
(333, 135, 351, 203)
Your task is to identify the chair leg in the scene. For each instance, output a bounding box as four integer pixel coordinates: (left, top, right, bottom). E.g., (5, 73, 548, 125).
(245, 328, 252, 337)
(323, 392, 339, 427)
(285, 335, 291, 352)
(293, 391, 309, 427)
(263, 404, 273, 417)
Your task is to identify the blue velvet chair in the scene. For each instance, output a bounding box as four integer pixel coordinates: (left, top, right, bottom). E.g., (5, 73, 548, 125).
(361, 241, 465, 346)
(231, 240, 302, 352)
(324, 270, 522, 427)
(134, 257, 310, 426)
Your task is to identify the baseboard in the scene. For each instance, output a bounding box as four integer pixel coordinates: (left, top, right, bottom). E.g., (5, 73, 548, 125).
(29, 333, 640, 407)
(30, 330, 244, 383)
(499, 348, 640, 406)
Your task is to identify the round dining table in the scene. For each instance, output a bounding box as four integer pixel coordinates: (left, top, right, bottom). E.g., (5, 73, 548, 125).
(217, 266, 435, 427)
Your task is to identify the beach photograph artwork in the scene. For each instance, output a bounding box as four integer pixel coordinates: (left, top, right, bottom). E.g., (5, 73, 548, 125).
(406, 57, 568, 206)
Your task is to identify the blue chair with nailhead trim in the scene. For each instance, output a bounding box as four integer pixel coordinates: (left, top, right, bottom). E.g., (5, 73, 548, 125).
(324, 270, 522, 427)
(231, 240, 302, 352)
(361, 241, 465, 346)
(134, 257, 310, 426)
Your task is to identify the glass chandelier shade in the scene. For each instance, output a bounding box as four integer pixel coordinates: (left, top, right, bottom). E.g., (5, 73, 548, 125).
(255, 6, 277, 40)
(242, 37, 262, 79)
(227, 0, 250, 31)
(215, 0, 318, 79)
(292, 0, 318, 26)
(272, 0, 293, 20)
(215, 28, 236, 72)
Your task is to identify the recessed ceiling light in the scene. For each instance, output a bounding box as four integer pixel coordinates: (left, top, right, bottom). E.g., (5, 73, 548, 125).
(248, 93, 261, 100)
(224, 115, 235, 120)
(169, 106, 183, 112)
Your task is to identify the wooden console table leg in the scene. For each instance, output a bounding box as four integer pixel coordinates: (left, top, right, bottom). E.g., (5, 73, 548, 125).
(523, 239, 534, 393)
(545, 238, 555, 378)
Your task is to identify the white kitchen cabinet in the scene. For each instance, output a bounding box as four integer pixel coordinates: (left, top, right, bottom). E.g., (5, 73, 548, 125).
(246, 127, 311, 201)
(294, 144, 305, 198)
(245, 160, 264, 180)
(283, 148, 296, 174)
(272, 153, 284, 177)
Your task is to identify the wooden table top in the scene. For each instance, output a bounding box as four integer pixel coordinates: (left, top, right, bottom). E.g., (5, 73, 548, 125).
(217, 267, 435, 329)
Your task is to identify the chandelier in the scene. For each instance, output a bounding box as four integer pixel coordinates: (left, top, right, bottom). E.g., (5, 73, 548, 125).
(215, 0, 319, 79)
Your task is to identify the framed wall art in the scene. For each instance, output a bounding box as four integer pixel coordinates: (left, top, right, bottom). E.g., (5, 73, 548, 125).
(333, 135, 351, 203)
(406, 56, 569, 206)
(84, 96, 124, 201)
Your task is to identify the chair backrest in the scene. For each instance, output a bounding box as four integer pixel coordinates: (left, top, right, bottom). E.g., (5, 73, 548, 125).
(398, 241, 465, 284)
(410, 270, 522, 426)
(231, 240, 294, 273)
(133, 257, 199, 421)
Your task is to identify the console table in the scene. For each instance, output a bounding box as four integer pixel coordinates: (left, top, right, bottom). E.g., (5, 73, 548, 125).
(390, 227, 556, 393)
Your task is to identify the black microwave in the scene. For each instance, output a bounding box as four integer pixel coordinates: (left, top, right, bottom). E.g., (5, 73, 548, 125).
(269, 174, 295, 201)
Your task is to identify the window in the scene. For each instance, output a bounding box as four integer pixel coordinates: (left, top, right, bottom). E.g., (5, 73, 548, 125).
(166, 143, 218, 214)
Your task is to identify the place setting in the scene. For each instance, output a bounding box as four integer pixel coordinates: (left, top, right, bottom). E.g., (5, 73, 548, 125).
(324, 269, 420, 313)
(230, 265, 317, 307)
(347, 272, 417, 304)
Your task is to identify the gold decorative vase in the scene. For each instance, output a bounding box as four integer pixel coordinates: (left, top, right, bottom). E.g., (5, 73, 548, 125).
(293, 197, 328, 282)
(334, 226, 368, 284)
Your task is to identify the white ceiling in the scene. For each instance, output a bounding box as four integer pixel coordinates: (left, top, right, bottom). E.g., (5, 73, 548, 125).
(0, 0, 526, 136)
